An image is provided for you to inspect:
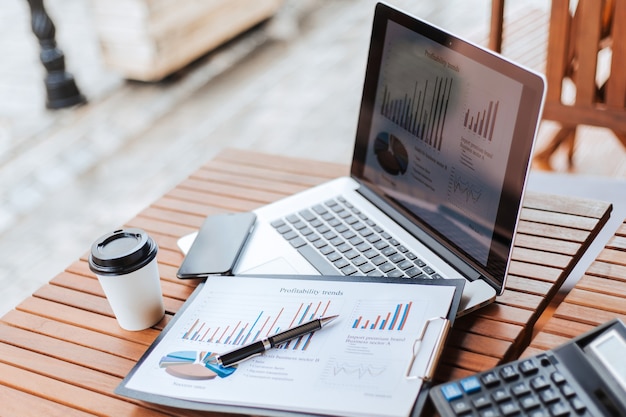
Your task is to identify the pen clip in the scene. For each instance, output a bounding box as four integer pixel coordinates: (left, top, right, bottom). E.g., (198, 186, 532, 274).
(405, 316, 450, 381)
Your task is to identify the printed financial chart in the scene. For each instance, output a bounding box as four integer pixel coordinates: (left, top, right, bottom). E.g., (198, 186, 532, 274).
(178, 291, 336, 353)
(166, 283, 427, 388)
(319, 298, 424, 391)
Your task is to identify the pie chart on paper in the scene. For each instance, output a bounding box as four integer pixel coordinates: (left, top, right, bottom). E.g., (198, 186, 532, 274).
(159, 350, 237, 380)
(374, 132, 408, 175)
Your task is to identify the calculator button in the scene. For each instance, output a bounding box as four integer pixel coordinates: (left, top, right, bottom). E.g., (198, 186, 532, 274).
(491, 388, 510, 402)
(530, 375, 550, 391)
(539, 387, 560, 404)
(511, 381, 531, 396)
(551, 371, 566, 385)
(460, 376, 481, 394)
(481, 371, 500, 387)
(519, 394, 541, 410)
(479, 407, 498, 417)
(519, 359, 539, 375)
(471, 394, 491, 409)
(499, 365, 519, 381)
(499, 400, 520, 416)
(559, 383, 576, 398)
(440, 382, 463, 401)
(528, 409, 549, 417)
(549, 401, 571, 417)
(450, 398, 472, 415)
(570, 396, 587, 413)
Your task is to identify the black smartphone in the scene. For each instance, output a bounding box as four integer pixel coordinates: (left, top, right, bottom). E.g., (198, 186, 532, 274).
(176, 212, 256, 279)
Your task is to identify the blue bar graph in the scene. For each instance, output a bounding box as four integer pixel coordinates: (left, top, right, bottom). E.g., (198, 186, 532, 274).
(352, 302, 412, 331)
(181, 299, 333, 351)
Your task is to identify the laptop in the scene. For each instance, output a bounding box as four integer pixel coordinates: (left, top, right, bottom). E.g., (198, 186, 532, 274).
(187, 3, 546, 316)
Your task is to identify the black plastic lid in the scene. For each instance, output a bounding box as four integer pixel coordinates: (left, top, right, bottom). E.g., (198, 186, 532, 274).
(88, 228, 158, 276)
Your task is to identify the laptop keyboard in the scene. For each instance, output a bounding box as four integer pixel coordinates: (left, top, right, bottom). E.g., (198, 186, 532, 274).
(271, 196, 443, 279)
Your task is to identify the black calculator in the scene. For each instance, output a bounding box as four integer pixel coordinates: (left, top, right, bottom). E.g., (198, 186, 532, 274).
(430, 319, 626, 417)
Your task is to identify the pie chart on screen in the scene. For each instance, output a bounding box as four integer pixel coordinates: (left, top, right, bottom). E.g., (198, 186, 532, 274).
(374, 132, 408, 175)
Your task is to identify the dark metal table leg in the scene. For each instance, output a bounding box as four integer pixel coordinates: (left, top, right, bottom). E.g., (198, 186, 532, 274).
(27, 0, 86, 109)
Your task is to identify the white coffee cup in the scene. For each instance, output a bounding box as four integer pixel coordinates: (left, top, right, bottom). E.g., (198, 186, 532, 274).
(88, 228, 165, 331)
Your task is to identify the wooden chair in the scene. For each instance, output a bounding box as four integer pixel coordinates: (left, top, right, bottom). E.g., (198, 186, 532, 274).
(534, 0, 626, 168)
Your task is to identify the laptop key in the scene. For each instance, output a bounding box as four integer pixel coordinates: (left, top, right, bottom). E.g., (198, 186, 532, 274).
(355, 242, 370, 252)
(320, 245, 335, 255)
(334, 258, 349, 269)
(352, 256, 367, 266)
(327, 252, 341, 262)
(299, 209, 315, 222)
(313, 239, 326, 249)
(406, 267, 423, 278)
(388, 269, 404, 278)
(371, 255, 386, 266)
(283, 230, 298, 240)
(398, 260, 413, 270)
(309, 219, 323, 228)
(367, 234, 381, 244)
(341, 265, 358, 275)
(289, 237, 306, 249)
(292, 220, 306, 230)
(276, 224, 292, 234)
(362, 248, 376, 258)
(422, 266, 436, 275)
(390, 253, 404, 263)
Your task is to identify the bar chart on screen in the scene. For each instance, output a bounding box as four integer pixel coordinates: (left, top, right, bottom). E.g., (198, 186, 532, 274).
(379, 77, 453, 151)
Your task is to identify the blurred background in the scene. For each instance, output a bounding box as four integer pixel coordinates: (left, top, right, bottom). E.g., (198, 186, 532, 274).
(1, 0, 625, 316)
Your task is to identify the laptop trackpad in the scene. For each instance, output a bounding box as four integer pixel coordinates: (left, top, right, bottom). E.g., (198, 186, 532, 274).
(238, 257, 300, 275)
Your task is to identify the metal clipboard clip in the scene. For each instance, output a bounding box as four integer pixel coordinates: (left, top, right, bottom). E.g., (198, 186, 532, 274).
(405, 316, 450, 381)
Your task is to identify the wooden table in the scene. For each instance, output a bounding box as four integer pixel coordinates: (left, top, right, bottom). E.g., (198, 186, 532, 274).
(523, 216, 626, 358)
(0, 149, 612, 416)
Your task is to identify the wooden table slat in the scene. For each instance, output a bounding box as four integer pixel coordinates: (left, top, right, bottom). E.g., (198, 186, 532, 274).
(0, 323, 135, 378)
(0, 361, 170, 417)
(2, 310, 148, 361)
(512, 233, 581, 256)
(574, 274, 626, 296)
(520, 206, 605, 231)
(215, 148, 347, 179)
(585, 259, 626, 280)
(0, 382, 97, 417)
(14, 297, 160, 346)
(512, 246, 572, 269)
(522, 191, 614, 219)
(595, 246, 626, 265)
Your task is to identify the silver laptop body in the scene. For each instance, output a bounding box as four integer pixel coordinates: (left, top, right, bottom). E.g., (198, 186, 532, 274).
(219, 3, 545, 316)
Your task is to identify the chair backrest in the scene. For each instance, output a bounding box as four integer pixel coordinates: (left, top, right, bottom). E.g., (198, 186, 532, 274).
(543, 0, 626, 133)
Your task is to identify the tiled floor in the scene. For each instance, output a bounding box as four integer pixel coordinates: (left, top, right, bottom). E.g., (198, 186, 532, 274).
(1, 0, 624, 317)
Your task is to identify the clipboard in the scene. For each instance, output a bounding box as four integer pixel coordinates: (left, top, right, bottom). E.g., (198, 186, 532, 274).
(116, 274, 464, 417)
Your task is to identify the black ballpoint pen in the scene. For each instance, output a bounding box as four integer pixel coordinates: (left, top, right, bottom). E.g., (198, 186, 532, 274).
(215, 315, 339, 367)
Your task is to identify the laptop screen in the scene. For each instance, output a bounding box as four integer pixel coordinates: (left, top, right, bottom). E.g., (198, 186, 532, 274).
(352, 3, 545, 290)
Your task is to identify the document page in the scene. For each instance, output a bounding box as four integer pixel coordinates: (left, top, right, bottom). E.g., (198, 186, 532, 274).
(122, 275, 459, 417)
